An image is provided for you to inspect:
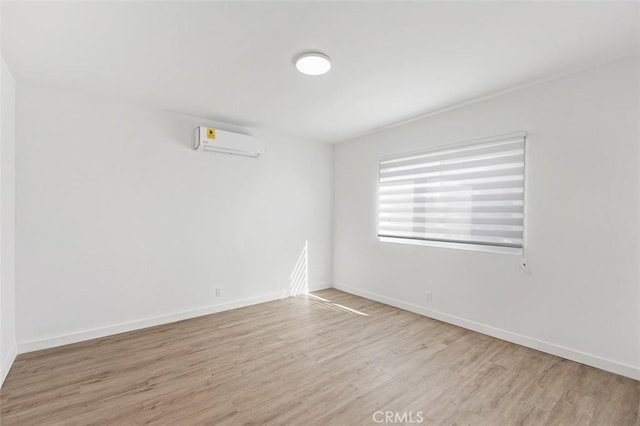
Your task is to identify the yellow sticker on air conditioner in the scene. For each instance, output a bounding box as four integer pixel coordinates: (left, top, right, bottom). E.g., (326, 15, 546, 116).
(206, 128, 216, 139)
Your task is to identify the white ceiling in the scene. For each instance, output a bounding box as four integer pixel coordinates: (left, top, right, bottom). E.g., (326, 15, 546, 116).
(2, 1, 638, 143)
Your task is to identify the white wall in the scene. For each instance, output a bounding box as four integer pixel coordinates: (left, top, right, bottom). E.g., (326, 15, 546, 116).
(15, 86, 332, 350)
(333, 55, 640, 379)
(0, 56, 17, 387)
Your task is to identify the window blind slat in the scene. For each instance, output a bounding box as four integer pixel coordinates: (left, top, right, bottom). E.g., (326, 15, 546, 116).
(379, 187, 524, 201)
(381, 195, 523, 205)
(380, 162, 524, 183)
(379, 200, 524, 210)
(380, 219, 524, 229)
(379, 174, 524, 192)
(379, 149, 524, 175)
(378, 222, 524, 232)
(379, 138, 524, 166)
(379, 212, 523, 220)
(378, 135, 526, 252)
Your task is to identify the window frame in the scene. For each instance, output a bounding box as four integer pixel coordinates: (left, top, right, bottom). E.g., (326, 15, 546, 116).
(376, 132, 527, 256)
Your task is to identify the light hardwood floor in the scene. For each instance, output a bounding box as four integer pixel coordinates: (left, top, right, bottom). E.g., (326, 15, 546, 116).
(1, 289, 638, 425)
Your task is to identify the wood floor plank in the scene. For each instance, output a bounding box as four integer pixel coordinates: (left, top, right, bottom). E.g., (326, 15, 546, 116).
(1, 289, 638, 425)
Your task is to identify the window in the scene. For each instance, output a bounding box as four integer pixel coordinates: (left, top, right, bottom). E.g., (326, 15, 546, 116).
(377, 133, 526, 255)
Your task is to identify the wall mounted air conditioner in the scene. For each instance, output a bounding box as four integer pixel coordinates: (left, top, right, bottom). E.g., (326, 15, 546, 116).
(194, 127, 265, 158)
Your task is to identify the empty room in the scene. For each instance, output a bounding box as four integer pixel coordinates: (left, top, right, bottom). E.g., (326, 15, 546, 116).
(0, 1, 639, 425)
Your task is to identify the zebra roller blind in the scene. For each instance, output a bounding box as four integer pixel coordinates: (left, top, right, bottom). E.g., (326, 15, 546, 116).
(378, 134, 526, 254)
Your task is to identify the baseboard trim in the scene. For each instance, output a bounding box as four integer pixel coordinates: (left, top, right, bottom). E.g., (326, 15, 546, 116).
(1, 343, 18, 389)
(18, 284, 332, 355)
(333, 283, 640, 381)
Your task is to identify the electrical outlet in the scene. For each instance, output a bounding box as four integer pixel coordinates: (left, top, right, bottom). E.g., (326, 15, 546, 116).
(426, 291, 432, 303)
(215, 287, 222, 297)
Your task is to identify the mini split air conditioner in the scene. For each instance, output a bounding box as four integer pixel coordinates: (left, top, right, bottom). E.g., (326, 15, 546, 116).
(194, 127, 265, 158)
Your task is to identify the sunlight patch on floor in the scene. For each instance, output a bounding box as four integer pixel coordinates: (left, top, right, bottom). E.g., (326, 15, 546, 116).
(297, 293, 369, 316)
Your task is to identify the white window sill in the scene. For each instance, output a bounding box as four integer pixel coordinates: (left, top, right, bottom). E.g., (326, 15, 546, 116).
(378, 236, 523, 255)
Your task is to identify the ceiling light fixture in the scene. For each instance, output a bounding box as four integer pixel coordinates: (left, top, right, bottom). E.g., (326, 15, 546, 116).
(295, 52, 331, 76)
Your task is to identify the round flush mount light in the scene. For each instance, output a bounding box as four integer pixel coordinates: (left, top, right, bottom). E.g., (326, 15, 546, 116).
(295, 52, 331, 76)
